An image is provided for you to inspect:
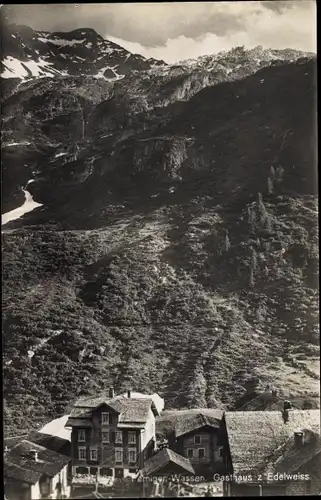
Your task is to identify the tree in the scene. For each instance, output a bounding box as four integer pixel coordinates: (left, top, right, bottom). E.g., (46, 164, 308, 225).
(251, 248, 257, 271)
(257, 192, 267, 223)
(247, 205, 256, 231)
(276, 165, 285, 184)
(249, 268, 255, 289)
(224, 232, 231, 252)
(256, 303, 267, 322)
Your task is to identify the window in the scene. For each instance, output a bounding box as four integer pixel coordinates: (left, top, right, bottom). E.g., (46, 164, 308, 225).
(115, 448, 123, 464)
(90, 448, 98, 461)
(219, 447, 224, 458)
(100, 468, 113, 477)
(101, 412, 111, 425)
(75, 466, 88, 474)
(102, 431, 109, 443)
(39, 478, 51, 497)
(77, 429, 86, 442)
(115, 431, 123, 444)
(78, 447, 86, 460)
(194, 435, 201, 445)
(128, 431, 136, 444)
(187, 449, 194, 458)
(128, 449, 137, 464)
(198, 448, 205, 459)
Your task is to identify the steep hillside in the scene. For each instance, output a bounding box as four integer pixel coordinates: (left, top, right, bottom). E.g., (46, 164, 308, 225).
(1, 30, 318, 435)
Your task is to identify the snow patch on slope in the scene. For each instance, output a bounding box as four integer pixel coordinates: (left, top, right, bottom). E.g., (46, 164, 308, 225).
(38, 37, 86, 47)
(2, 186, 43, 226)
(1, 56, 62, 79)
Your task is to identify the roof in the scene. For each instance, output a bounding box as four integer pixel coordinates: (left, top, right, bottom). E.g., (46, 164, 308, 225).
(175, 412, 222, 438)
(4, 435, 29, 448)
(225, 409, 321, 475)
(141, 448, 195, 476)
(257, 429, 321, 479)
(156, 409, 224, 439)
(39, 415, 71, 441)
(68, 392, 160, 427)
(65, 418, 93, 428)
(119, 391, 164, 415)
(110, 398, 152, 423)
(26, 432, 70, 456)
(4, 432, 70, 457)
(4, 440, 70, 484)
(73, 391, 162, 414)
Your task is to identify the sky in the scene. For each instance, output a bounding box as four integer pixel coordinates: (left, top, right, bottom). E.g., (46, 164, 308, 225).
(1, 1, 316, 63)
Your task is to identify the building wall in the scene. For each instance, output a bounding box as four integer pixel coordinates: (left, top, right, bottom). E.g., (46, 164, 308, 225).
(71, 404, 156, 473)
(141, 408, 156, 452)
(30, 481, 41, 500)
(50, 464, 70, 498)
(178, 428, 222, 466)
(5, 480, 31, 500)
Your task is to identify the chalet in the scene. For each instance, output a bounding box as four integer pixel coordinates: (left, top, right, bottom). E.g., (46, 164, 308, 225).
(156, 409, 224, 478)
(221, 407, 321, 496)
(65, 388, 164, 487)
(4, 435, 71, 500)
(139, 448, 196, 497)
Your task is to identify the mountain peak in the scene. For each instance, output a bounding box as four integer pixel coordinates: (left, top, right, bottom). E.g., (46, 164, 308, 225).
(1, 24, 167, 82)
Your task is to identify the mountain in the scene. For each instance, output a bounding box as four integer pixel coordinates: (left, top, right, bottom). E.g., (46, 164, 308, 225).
(0, 23, 166, 82)
(1, 25, 318, 435)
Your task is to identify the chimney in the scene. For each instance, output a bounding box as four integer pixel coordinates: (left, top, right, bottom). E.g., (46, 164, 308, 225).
(282, 409, 289, 424)
(294, 431, 304, 447)
(127, 389, 131, 398)
(31, 450, 38, 462)
(109, 387, 115, 398)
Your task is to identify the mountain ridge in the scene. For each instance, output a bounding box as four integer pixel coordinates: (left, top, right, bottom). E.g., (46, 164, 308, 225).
(1, 23, 166, 83)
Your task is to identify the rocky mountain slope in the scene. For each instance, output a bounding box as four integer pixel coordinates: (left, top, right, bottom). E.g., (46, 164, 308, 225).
(1, 25, 319, 434)
(0, 22, 165, 84)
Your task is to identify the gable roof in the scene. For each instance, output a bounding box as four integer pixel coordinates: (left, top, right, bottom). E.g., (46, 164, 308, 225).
(5, 431, 70, 457)
(39, 415, 71, 441)
(4, 440, 70, 485)
(156, 409, 224, 439)
(175, 412, 222, 438)
(110, 398, 152, 425)
(257, 429, 321, 479)
(141, 448, 195, 476)
(225, 409, 320, 475)
(67, 392, 160, 427)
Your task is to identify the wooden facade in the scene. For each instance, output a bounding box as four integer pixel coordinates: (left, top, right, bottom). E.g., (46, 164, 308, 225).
(69, 402, 156, 481)
(174, 425, 224, 477)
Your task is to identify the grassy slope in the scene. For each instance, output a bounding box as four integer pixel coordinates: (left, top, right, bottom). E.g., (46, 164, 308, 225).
(2, 59, 319, 435)
(3, 195, 319, 434)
